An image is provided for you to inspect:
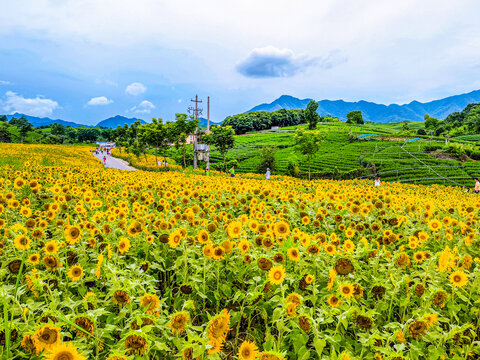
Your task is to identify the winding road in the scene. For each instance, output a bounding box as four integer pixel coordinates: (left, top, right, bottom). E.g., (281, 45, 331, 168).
(93, 151, 136, 171)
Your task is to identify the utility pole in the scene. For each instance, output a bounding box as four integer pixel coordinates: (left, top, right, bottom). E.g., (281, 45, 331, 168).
(206, 96, 210, 171)
(188, 95, 202, 169)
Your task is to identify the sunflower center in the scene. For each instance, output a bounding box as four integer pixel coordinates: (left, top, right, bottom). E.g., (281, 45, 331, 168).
(54, 351, 74, 360)
(454, 275, 461, 282)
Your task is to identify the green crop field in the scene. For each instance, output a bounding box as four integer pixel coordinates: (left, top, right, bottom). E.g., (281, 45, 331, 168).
(207, 121, 480, 187)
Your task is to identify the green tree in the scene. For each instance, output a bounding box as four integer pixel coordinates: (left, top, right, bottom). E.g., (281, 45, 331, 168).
(305, 100, 320, 130)
(77, 127, 100, 142)
(171, 114, 199, 167)
(9, 116, 33, 142)
(257, 146, 277, 173)
(424, 114, 438, 129)
(0, 122, 12, 142)
(202, 125, 235, 172)
(138, 118, 171, 166)
(294, 130, 321, 181)
(466, 107, 480, 133)
(0, 115, 7, 122)
(346, 110, 363, 125)
(50, 123, 66, 136)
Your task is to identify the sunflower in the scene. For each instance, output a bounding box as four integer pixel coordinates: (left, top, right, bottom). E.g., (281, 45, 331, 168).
(409, 320, 427, 339)
(339, 283, 354, 299)
(327, 269, 337, 291)
(139, 294, 161, 315)
(286, 302, 297, 317)
(44, 240, 59, 255)
(74, 317, 95, 337)
(432, 291, 447, 308)
(169, 311, 190, 335)
(343, 240, 355, 253)
(125, 334, 148, 355)
(213, 246, 225, 260)
(273, 221, 290, 237)
(238, 239, 250, 254)
(325, 243, 336, 256)
(28, 253, 40, 265)
(238, 340, 258, 360)
(14, 234, 31, 250)
(168, 229, 182, 248)
(14, 177, 26, 189)
(428, 219, 442, 232)
(118, 237, 131, 254)
(43, 255, 60, 271)
(65, 226, 82, 244)
(113, 290, 130, 306)
(286, 292, 302, 305)
(335, 258, 354, 275)
(34, 325, 61, 352)
(327, 294, 341, 307)
(424, 313, 438, 328)
(449, 270, 468, 288)
(68, 265, 84, 281)
(227, 221, 242, 239)
(355, 315, 372, 330)
(413, 251, 425, 263)
(207, 309, 230, 354)
(44, 341, 86, 360)
(21, 334, 38, 355)
(268, 265, 286, 285)
(258, 352, 285, 360)
(287, 248, 299, 261)
(197, 229, 209, 244)
(298, 316, 311, 333)
(257, 258, 273, 271)
(203, 244, 214, 258)
(304, 274, 314, 285)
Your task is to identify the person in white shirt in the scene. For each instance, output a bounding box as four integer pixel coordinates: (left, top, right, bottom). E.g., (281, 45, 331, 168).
(266, 168, 271, 180)
(374, 176, 381, 186)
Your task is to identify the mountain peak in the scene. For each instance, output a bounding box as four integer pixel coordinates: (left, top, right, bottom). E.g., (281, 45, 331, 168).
(243, 89, 480, 122)
(96, 116, 146, 128)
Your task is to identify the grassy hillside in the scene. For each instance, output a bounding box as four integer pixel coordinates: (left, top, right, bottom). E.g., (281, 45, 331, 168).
(208, 122, 480, 187)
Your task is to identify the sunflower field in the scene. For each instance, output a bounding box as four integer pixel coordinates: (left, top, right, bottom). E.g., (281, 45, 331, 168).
(1, 144, 480, 360)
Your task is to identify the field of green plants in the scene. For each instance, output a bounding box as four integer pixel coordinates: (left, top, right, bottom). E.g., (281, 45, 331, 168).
(208, 122, 480, 187)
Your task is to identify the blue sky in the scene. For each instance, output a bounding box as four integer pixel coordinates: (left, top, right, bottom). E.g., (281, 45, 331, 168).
(1, 0, 480, 125)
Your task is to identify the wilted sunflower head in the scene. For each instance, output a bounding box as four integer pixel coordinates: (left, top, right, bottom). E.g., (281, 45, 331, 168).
(113, 290, 130, 306)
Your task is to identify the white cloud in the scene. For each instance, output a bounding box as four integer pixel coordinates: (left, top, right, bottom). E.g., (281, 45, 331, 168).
(130, 100, 155, 113)
(236, 46, 317, 78)
(125, 82, 146, 95)
(178, 99, 182, 103)
(0, 80, 11, 85)
(2, 91, 58, 117)
(87, 96, 113, 106)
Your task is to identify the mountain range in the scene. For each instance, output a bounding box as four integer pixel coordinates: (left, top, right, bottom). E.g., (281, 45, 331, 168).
(5, 114, 146, 128)
(247, 89, 480, 122)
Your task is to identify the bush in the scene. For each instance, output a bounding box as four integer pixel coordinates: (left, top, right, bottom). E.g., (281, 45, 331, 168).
(417, 129, 427, 135)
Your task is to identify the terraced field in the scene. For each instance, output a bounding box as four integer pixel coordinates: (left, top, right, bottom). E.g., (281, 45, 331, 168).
(208, 122, 480, 187)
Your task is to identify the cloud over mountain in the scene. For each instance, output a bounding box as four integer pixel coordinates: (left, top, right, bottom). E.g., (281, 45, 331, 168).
(2, 91, 58, 117)
(130, 100, 155, 114)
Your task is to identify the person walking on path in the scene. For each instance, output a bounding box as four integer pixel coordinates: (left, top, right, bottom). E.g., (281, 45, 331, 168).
(229, 166, 235, 178)
(205, 166, 210, 177)
(474, 178, 480, 194)
(374, 176, 382, 187)
(266, 168, 271, 180)
(103, 156, 106, 165)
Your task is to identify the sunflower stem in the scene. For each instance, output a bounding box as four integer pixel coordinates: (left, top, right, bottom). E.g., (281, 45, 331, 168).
(3, 297, 10, 360)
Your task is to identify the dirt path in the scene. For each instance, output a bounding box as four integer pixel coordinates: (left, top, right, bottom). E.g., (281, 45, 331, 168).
(93, 151, 137, 171)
